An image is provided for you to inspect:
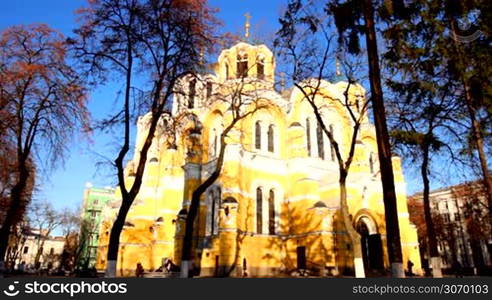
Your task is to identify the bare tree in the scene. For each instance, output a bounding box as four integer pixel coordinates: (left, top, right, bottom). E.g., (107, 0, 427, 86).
(179, 62, 269, 277)
(71, 0, 217, 277)
(59, 207, 83, 272)
(4, 220, 29, 271)
(28, 200, 62, 269)
(275, 0, 372, 277)
(326, 0, 406, 277)
(0, 24, 89, 274)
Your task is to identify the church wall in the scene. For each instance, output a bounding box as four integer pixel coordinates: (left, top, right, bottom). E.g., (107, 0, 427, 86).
(95, 41, 422, 277)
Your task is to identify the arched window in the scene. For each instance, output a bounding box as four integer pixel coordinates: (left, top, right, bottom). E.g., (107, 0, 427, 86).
(268, 189, 275, 235)
(213, 132, 218, 157)
(210, 187, 221, 235)
(267, 124, 274, 152)
(149, 157, 158, 163)
(369, 152, 374, 174)
(188, 79, 196, 109)
(329, 124, 335, 161)
(237, 53, 248, 78)
(257, 56, 265, 79)
(256, 187, 263, 234)
(255, 121, 261, 150)
(306, 118, 311, 156)
(317, 122, 324, 160)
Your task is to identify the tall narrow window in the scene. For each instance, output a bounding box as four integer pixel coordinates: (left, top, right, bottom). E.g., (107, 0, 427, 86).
(188, 79, 196, 109)
(306, 118, 311, 156)
(267, 124, 274, 152)
(213, 132, 218, 157)
(225, 64, 230, 79)
(255, 121, 261, 150)
(210, 188, 220, 235)
(206, 81, 213, 99)
(256, 187, 263, 234)
(210, 192, 216, 235)
(369, 152, 374, 174)
(268, 189, 275, 235)
(210, 128, 218, 157)
(317, 123, 324, 159)
(329, 124, 335, 161)
(257, 57, 265, 79)
(237, 54, 248, 78)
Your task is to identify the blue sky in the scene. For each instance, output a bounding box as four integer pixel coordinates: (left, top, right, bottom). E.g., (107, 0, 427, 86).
(0, 0, 287, 212)
(1, 0, 466, 214)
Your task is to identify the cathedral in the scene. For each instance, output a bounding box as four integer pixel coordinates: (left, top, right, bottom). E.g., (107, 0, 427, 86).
(95, 39, 422, 277)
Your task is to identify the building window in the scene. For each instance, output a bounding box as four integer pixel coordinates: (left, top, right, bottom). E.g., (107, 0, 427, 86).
(442, 213, 450, 223)
(317, 122, 324, 159)
(306, 118, 311, 156)
(256, 187, 263, 234)
(91, 211, 97, 218)
(211, 128, 220, 158)
(268, 189, 275, 235)
(213, 134, 218, 157)
(329, 124, 335, 161)
(255, 121, 261, 150)
(257, 56, 265, 79)
(369, 152, 374, 174)
(50, 248, 54, 255)
(454, 212, 460, 221)
(267, 124, 274, 152)
(210, 191, 217, 235)
(93, 199, 98, 205)
(206, 81, 213, 99)
(188, 79, 196, 109)
(237, 53, 248, 78)
(23, 246, 29, 254)
(226, 64, 230, 79)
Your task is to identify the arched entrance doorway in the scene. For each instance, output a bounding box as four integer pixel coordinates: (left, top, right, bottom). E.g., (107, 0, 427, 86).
(356, 216, 384, 274)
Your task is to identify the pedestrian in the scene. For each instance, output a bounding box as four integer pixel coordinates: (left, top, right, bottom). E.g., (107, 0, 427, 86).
(407, 260, 414, 276)
(136, 262, 144, 278)
(453, 261, 463, 278)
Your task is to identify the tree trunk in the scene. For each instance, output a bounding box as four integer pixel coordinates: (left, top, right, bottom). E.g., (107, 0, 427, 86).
(462, 79, 492, 240)
(362, 0, 404, 278)
(421, 144, 442, 277)
(449, 20, 492, 243)
(34, 239, 47, 270)
(339, 176, 365, 278)
(180, 186, 204, 278)
(105, 197, 131, 277)
(106, 38, 134, 278)
(180, 127, 230, 277)
(0, 165, 29, 277)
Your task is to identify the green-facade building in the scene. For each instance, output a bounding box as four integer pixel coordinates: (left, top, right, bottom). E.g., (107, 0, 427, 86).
(77, 184, 114, 269)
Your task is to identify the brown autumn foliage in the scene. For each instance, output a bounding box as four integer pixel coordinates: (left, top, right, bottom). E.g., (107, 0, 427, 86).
(408, 181, 491, 269)
(0, 24, 90, 263)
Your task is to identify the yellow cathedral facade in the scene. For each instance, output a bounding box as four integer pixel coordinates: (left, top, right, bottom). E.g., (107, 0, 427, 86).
(95, 40, 422, 277)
